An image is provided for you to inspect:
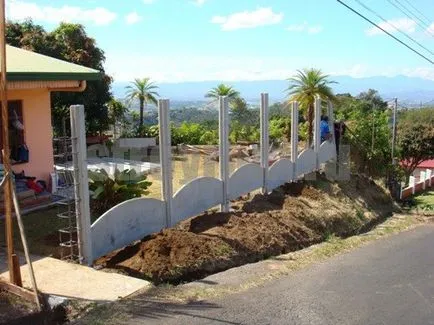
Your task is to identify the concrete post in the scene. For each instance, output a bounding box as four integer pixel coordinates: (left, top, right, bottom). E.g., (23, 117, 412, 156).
(427, 169, 432, 187)
(70, 105, 93, 265)
(158, 99, 173, 227)
(420, 171, 426, 190)
(313, 96, 321, 170)
(219, 96, 230, 212)
(409, 176, 416, 194)
(291, 101, 299, 180)
(260, 93, 269, 194)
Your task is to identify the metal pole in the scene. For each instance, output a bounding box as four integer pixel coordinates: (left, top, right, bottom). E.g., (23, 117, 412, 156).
(158, 99, 173, 227)
(260, 93, 269, 194)
(371, 104, 376, 152)
(219, 96, 229, 212)
(391, 98, 397, 165)
(0, 0, 20, 285)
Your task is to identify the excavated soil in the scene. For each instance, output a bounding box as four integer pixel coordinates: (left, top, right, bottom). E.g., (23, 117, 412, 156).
(96, 173, 393, 284)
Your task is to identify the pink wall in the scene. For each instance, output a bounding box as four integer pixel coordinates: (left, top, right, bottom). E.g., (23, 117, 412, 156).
(8, 89, 54, 183)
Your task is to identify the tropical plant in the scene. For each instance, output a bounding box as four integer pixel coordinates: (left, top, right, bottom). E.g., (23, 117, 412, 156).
(125, 78, 159, 128)
(287, 68, 336, 146)
(107, 99, 128, 126)
(205, 84, 240, 102)
(88, 168, 152, 216)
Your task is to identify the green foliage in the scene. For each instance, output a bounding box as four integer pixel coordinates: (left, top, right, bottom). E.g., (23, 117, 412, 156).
(88, 169, 152, 216)
(397, 120, 434, 181)
(229, 121, 260, 144)
(269, 117, 291, 143)
(230, 97, 258, 125)
(107, 99, 128, 126)
(6, 20, 113, 135)
(287, 68, 336, 146)
(205, 84, 240, 102)
(125, 78, 160, 128)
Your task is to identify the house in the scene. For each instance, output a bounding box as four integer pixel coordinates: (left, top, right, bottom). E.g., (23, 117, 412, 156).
(4, 45, 100, 185)
(414, 159, 434, 179)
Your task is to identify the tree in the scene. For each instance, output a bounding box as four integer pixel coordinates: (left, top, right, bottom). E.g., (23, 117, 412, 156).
(205, 84, 240, 102)
(230, 97, 256, 125)
(107, 99, 128, 126)
(125, 78, 159, 128)
(6, 20, 113, 135)
(287, 68, 336, 146)
(357, 89, 388, 111)
(398, 122, 434, 182)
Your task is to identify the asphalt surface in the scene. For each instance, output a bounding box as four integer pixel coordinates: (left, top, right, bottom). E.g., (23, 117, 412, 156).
(122, 225, 434, 325)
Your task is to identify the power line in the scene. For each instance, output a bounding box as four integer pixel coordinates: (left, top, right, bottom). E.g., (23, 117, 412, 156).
(394, 0, 431, 29)
(401, 0, 433, 26)
(353, 0, 434, 56)
(385, 0, 434, 37)
(336, 0, 434, 64)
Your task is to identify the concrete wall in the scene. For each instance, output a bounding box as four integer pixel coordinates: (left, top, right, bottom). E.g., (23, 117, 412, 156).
(90, 97, 338, 260)
(400, 169, 434, 200)
(8, 89, 53, 183)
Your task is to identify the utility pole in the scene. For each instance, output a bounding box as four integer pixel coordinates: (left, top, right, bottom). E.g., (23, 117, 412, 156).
(0, 0, 21, 285)
(371, 103, 376, 152)
(391, 98, 397, 166)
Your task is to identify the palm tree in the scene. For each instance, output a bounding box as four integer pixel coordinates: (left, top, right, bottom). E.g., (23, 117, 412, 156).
(205, 83, 240, 102)
(287, 68, 336, 146)
(125, 78, 159, 128)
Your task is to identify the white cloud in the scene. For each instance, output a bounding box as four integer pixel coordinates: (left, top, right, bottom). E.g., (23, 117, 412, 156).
(366, 18, 416, 36)
(7, 0, 116, 26)
(192, 0, 207, 6)
(125, 12, 142, 25)
(211, 7, 283, 31)
(286, 22, 323, 34)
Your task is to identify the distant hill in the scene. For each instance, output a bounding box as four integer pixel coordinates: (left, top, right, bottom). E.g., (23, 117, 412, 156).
(112, 75, 434, 106)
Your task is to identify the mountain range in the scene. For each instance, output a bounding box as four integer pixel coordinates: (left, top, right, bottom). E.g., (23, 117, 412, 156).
(112, 75, 434, 106)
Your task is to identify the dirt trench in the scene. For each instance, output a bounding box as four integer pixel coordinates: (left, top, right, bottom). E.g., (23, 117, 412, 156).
(96, 173, 393, 284)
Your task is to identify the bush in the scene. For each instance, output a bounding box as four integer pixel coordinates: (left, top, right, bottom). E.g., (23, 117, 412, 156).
(88, 168, 152, 216)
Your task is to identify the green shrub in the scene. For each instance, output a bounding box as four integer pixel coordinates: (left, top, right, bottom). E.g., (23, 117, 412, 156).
(88, 168, 152, 216)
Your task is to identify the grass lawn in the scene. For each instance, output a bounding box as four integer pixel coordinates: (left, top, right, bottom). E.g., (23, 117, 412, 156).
(0, 207, 64, 258)
(413, 190, 434, 206)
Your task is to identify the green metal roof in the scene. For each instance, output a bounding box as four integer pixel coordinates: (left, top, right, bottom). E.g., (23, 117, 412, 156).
(5, 45, 101, 81)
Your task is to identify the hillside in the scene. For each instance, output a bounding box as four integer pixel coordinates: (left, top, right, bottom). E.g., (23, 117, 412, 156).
(112, 75, 434, 105)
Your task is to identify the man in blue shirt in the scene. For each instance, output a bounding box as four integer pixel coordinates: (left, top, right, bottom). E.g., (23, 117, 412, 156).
(320, 115, 331, 143)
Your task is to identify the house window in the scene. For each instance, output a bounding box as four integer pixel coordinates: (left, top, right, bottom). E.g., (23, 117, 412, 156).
(0, 100, 28, 164)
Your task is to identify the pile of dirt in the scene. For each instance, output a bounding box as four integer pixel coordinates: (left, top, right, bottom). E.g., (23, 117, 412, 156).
(97, 173, 393, 284)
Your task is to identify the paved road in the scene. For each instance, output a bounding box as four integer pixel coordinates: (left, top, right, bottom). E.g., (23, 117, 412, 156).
(114, 225, 434, 325)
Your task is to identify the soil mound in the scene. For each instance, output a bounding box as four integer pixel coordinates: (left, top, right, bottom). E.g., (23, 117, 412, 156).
(97, 173, 393, 284)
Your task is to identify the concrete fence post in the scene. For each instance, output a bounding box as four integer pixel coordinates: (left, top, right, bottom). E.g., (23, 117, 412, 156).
(158, 99, 173, 227)
(291, 101, 299, 180)
(427, 169, 432, 187)
(260, 93, 269, 194)
(420, 171, 426, 190)
(70, 105, 93, 265)
(409, 176, 416, 194)
(314, 96, 321, 170)
(219, 96, 230, 212)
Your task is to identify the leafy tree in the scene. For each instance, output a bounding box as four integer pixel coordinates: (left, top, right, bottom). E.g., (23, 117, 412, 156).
(398, 122, 434, 182)
(205, 84, 240, 102)
(125, 78, 159, 128)
(107, 99, 128, 126)
(287, 68, 336, 146)
(6, 20, 113, 135)
(230, 97, 257, 125)
(357, 89, 388, 111)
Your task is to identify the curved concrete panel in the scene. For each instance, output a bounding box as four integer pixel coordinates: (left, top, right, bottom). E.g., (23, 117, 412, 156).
(268, 158, 294, 190)
(91, 198, 165, 259)
(319, 141, 336, 163)
(172, 177, 223, 225)
(296, 149, 316, 177)
(228, 163, 263, 200)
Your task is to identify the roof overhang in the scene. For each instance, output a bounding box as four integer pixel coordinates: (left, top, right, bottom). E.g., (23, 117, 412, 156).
(8, 80, 87, 92)
(7, 72, 101, 81)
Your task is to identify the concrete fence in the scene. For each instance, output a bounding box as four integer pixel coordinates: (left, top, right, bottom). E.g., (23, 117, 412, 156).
(400, 169, 433, 200)
(90, 95, 338, 260)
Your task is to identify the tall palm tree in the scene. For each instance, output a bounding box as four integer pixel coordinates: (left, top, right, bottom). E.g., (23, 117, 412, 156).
(287, 68, 336, 146)
(205, 83, 240, 102)
(125, 78, 159, 128)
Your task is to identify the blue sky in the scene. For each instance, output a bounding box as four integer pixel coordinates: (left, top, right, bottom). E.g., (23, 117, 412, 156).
(6, 0, 434, 82)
